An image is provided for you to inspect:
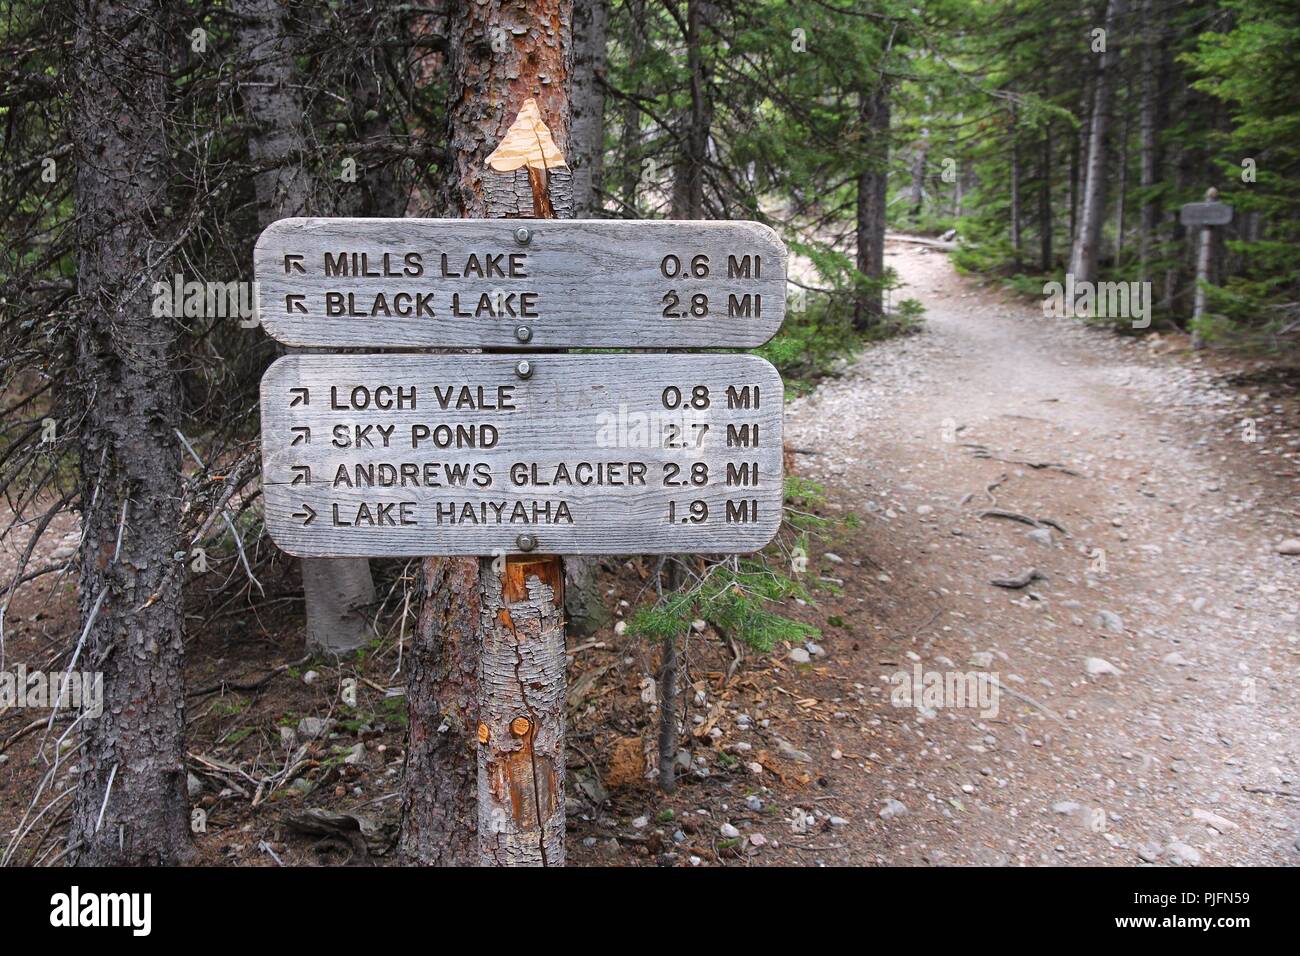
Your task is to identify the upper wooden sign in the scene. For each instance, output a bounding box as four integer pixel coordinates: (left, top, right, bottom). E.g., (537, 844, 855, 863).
(1179, 202, 1233, 227)
(261, 352, 784, 557)
(254, 218, 788, 349)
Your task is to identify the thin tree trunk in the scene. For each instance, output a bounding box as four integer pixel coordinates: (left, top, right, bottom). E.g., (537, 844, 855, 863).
(855, 83, 889, 330)
(672, 0, 711, 218)
(909, 131, 927, 221)
(656, 561, 681, 793)
(618, 0, 646, 214)
(1010, 115, 1022, 267)
(1069, 0, 1123, 285)
(234, 0, 377, 655)
(1114, 111, 1128, 264)
(572, 0, 608, 216)
(67, 0, 193, 865)
(1039, 125, 1053, 272)
(1137, 0, 1161, 284)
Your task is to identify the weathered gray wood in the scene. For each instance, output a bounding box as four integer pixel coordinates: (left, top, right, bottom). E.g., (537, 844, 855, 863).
(1179, 201, 1233, 227)
(253, 217, 787, 348)
(260, 352, 783, 556)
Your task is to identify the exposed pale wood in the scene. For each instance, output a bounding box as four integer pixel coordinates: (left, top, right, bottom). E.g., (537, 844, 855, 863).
(260, 352, 784, 556)
(253, 217, 787, 348)
(485, 98, 568, 172)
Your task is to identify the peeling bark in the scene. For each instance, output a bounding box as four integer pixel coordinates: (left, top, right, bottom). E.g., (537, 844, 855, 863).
(441, 0, 573, 219)
(477, 558, 567, 866)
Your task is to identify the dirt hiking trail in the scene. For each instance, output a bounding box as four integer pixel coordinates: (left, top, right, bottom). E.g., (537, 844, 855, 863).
(763, 240, 1299, 865)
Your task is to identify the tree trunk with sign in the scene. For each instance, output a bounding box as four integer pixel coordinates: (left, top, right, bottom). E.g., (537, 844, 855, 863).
(66, 0, 194, 866)
(400, 0, 574, 867)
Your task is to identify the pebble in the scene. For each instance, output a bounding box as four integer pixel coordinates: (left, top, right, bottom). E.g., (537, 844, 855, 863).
(1026, 528, 1054, 546)
(1192, 809, 1237, 832)
(1164, 841, 1202, 866)
(1276, 539, 1300, 555)
(824, 552, 844, 564)
(632, 815, 648, 829)
(879, 799, 909, 820)
(829, 816, 850, 827)
(719, 822, 740, 839)
(1162, 651, 1191, 667)
(296, 716, 335, 739)
(775, 737, 813, 763)
(745, 795, 764, 812)
(916, 505, 933, 516)
(1085, 657, 1121, 676)
(302, 670, 320, 685)
(1095, 610, 1124, 633)
(788, 647, 811, 664)
(750, 833, 767, 847)
(805, 642, 825, 657)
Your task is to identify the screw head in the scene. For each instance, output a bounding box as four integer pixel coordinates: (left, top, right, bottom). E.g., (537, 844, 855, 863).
(514, 226, 531, 245)
(514, 325, 533, 343)
(515, 359, 533, 379)
(516, 533, 537, 552)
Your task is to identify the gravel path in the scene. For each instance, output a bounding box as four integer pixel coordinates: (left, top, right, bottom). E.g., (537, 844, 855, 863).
(779, 241, 1300, 866)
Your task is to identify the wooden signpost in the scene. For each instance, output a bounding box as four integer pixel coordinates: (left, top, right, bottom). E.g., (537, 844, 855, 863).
(256, 99, 788, 867)
(1180, 188, 1233, 335)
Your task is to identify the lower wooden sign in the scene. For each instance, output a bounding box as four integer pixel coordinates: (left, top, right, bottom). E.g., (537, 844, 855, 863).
(260, 353, 784, 556)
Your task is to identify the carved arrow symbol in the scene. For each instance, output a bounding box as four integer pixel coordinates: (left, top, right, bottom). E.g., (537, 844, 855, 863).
(289, 387, 309, 407)
(285, 294, 307, 314)
(290, 465, 311, 486)
(290, 426, 311, 445)
(292, 503, 316, 526)
(283, 254, 306, 274)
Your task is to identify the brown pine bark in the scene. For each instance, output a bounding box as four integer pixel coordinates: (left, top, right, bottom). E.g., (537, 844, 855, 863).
(67, 0, 193, 865)
(398, 557, 481, 864)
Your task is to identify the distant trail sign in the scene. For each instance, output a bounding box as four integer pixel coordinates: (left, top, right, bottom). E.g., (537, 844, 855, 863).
(1179, 201, 1233, 227)
(255, 218, 787, 349)
(261, 352, 784, 557)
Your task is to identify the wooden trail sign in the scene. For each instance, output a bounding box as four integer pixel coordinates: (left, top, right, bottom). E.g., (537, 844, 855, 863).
(1179, 201, 1233, 227)
(254, 217, 787, 349)
(260, 352, 784, 557)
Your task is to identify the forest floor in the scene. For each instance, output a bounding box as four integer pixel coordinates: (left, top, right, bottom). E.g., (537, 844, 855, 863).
(2, 240, 1297, 867)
